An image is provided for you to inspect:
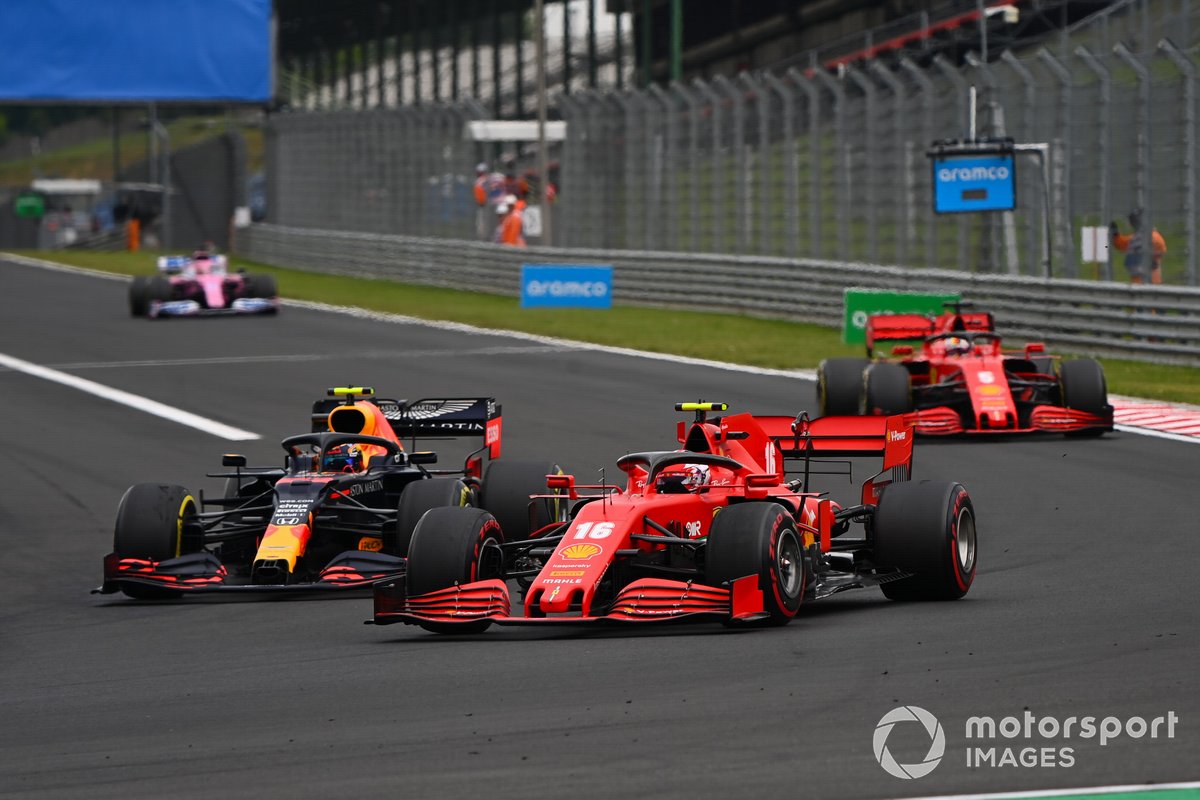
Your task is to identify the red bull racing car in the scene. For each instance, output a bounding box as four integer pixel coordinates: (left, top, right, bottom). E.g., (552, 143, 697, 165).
(819, 302, 1113, 435)
(97, 387, 562, 599)
(372, 402, 977, 633)
(128, 250, 279, 318)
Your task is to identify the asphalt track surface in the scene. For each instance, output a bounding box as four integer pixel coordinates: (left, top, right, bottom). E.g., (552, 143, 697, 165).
(1, 258, 1196, 800)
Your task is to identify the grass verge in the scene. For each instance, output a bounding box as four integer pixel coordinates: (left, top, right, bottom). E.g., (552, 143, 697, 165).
(12, 248, 1200, 405)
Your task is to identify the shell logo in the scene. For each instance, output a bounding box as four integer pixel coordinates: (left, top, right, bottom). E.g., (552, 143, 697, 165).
(560, 543, 602, 560)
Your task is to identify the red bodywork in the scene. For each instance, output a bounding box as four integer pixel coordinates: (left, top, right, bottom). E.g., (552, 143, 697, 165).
(866, 309, 1112, 435)
(375, 412, 914, 628)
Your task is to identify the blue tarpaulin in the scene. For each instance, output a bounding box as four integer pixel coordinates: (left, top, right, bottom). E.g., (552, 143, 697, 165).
(0, 0, 272, 102)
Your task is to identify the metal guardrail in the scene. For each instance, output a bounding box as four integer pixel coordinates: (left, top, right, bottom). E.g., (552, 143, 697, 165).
(243, 223, 1200, 366)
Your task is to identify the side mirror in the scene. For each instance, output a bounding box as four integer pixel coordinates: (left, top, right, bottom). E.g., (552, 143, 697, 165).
(222, 454, 247, 468)
(1025, 342, 1046, 355)
(409, 451, 438, 465)
(891, 345, 914, 356)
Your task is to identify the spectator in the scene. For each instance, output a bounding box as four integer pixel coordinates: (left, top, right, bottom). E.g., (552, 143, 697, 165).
(1110, 208, 1167, 285)
(492, 197, 526, 248)
(473, 162, 506, 238)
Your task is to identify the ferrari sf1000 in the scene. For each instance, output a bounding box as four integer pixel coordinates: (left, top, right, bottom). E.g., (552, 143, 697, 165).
(819, 302, 1113, 435)
(373, 402, 977, 633)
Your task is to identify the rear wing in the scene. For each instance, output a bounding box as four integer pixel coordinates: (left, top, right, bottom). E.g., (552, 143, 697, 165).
(311, 396, 502, 459)
(749, 413, 914, 505)
(865, 313, 936, 355)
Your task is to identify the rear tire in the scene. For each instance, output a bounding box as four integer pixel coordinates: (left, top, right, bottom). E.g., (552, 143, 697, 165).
(129, 277, 149, 316)
(405, 507, 504, 633)
(817, 357, 870, 416)
(392, 478, 471, 557)
(1059, 358, 1109, 437)
(479, 460, 566, 541)
(862, 363, 912, 415)
(113, 483, 200, 599)
(874, 481, 976, 601)
(706, 502, 806, 626)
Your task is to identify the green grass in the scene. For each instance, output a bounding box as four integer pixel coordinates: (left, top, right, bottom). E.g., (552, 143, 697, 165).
(12, 248, 1200, 405)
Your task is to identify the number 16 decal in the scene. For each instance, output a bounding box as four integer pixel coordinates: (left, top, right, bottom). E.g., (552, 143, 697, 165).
(572, 521, 615, 540)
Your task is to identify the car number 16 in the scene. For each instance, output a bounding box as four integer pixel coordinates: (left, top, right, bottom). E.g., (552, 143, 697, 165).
(572, 521, 615, 540)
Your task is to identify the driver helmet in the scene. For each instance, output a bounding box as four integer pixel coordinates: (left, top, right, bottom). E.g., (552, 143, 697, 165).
(322, 444, 363, 473)
(944, 336, 972, 355)
(656, 464, 710, 494)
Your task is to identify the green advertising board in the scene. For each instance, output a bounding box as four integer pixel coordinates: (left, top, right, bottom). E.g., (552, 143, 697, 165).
(14, 192, 45, 219)
(842, 289, 961, 345)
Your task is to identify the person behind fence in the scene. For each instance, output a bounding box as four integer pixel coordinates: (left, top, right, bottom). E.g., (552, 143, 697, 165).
(1110, 208, 1166, 285)
(492, 195, 526, 248)
(473, 162, 506, 239)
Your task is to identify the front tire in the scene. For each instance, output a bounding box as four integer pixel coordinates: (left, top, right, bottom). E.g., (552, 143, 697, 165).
(392, 478, 472, 557)
(405, 507, 504, 633)
(244, 274, 278, 299)
(129, 277, 149, 316)
(874, 481, 976, 601)
(862, 363, 912, 416)
(1059, 358, 1109, 436)
(817, 357, 870, 416)
(706, 502, 806, 625)
(113, 483, 200, 599)
(479, 460, 566, 541)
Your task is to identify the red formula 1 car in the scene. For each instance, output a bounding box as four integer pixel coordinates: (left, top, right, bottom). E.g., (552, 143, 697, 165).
(128, 251, 279, 318)
(818, 302, 1113, 436)
(372, 402, 977, 633)
(96, 388, 561, 599)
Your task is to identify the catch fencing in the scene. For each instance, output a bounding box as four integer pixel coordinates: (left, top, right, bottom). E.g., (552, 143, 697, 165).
(242, 223, 1200, 366)
(263, 3, 1200, 286)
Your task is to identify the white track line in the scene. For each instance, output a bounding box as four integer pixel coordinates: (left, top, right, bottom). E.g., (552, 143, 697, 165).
(0, 352, 259, 441)
(898, 779, 1200, 800)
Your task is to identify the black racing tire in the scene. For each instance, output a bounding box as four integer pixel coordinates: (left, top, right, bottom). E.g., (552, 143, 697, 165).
(874, 481, 976, 601)
(817, 357, 870, 416)
(405, 507, 505, 633)
(245, 274, 278, 299)
(147, 275, 173, 303)
(129, 276, 149, 316)
(113, 483, 200, 599)
(705, 502, 806, 626)
(1059, 358, 1109, 437)
(479, 460, 566, 541)
(391, 478, 472, 557)
(862, 363, 913, 416)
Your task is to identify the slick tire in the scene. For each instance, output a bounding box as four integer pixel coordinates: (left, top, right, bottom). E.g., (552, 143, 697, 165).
(817, 357, 870, 417)
(113, 483, 200, 599)
(1059, 358, 1109, 437)
(479, 460, 566, 541)
(129, 276, 149, 317)
(862, 363, 913, 416)
(706, 502, 806, 626)
(147, 276, 172, 303)
(874, 481, 976, 601)
(245, 274, 278, 299)
(392, 478, 472, 557)
(405, 507, 504, 634)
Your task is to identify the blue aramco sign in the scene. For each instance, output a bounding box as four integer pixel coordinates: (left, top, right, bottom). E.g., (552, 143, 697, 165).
(932, 153, 1016, 214)
(521, 264, 613, 309)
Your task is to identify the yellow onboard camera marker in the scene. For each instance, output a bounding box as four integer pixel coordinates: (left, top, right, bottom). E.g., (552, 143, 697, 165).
(675, 402, 728, 412)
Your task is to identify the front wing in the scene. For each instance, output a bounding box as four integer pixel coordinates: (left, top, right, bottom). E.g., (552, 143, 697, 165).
(903, 404, 1113, 435)
(148, 297, 278, 318)
(95, 550, 404, 595)
(371, 575, 769, 627)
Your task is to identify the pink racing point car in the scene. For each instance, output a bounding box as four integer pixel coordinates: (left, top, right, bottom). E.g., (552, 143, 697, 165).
(128, 251, 279, 318)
